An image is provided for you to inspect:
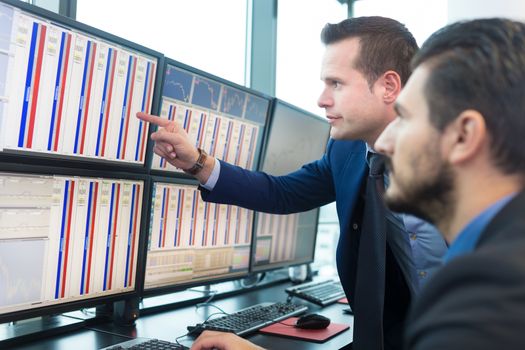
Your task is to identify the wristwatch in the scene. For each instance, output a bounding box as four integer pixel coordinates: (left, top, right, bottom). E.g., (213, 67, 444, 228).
(184, 148, 207, 176)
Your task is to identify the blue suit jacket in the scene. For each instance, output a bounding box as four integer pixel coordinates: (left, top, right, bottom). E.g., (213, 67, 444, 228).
(202, 139, 366, 222)
(201, 139, 417, 349)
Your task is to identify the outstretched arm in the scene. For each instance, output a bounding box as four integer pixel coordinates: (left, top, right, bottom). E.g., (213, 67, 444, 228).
(137, 112, 215, 183)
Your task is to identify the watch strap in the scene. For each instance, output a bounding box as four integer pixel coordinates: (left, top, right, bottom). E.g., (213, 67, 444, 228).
(184, 148, 207, 176)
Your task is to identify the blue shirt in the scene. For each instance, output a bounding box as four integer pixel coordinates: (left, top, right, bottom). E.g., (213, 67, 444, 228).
(445, 193, 516, 263)
(401, 214, 447, 288)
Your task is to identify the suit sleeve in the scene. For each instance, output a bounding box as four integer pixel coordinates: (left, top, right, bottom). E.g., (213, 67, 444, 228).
(199, 142, 337, 214)
(405, 249, 525, 350)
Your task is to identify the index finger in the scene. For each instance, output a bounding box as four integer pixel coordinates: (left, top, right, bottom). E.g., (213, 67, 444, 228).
(136, 112, 171, 127)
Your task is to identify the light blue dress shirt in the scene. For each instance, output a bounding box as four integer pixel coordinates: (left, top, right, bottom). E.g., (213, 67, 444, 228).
(201, 157, 221, 190)
(444, 193, 516, 263)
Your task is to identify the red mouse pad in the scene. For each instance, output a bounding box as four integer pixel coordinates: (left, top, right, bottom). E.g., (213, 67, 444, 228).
(259, 317, 350, 343)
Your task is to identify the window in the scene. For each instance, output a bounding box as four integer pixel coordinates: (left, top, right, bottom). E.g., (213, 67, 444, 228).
(354, 0, 447, 45)
(77, 0, 248, 85)
(22, 0, 59, 13)
(276, 0, 347, 115)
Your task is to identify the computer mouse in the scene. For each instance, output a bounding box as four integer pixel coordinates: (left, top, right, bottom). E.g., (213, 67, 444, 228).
(295, 313, 331, 329)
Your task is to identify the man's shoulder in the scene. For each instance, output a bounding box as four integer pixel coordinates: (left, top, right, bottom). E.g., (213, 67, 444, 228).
(328, 139, 367, 153)
(324, 139, 367, 176)
(406, 233, 525, 349)
(326, 140, 367, 163)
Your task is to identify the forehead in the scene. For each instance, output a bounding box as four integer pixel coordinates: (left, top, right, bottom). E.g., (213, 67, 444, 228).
(321, 37, 360, 74)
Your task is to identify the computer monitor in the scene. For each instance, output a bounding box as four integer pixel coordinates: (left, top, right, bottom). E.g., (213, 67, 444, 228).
(251, 99, 330, 272)
(149, 59, 270, 174)
(0, 166, 148, 323)
(0, 0, 158, 323)
(141, 177, 253, 293)
(142, 59, 270, 294)
(0, 0, 161, 167)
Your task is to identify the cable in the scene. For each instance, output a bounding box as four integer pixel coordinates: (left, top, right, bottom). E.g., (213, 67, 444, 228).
(194, 290, 218, 309)
(175, 310, 230, 346)
(83, 326, 137, 339)
(276, 319, 297, 327)
(195, 301, 227, 315)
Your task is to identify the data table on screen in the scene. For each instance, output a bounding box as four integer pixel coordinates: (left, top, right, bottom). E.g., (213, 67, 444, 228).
(0, 172, 143, 316)
(0, 3, 157, 164)
(143, 181, 253, 290)
(151, 64, 269, 173)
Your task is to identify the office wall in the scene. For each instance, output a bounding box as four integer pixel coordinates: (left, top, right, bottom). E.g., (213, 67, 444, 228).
(448, 0, 525, 22)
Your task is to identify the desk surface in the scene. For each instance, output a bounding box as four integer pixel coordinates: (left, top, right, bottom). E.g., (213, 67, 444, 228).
(9, 281, 353, 350)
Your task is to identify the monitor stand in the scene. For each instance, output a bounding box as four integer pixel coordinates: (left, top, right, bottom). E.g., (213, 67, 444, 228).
(189, 284, 217, 297)
(113, 297, 141, 326)
(289, 263, 313, 284)
(0, 315, 84, 348)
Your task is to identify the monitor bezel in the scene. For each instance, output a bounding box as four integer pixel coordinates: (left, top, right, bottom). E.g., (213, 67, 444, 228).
(0, 0, 164, 173)
(0, 162, 151, 323)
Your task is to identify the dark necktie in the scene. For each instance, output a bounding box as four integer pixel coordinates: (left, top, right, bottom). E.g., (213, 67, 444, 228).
(352, 152, 387, 350)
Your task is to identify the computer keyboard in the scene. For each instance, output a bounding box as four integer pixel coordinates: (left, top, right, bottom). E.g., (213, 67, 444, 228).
(285, 279, 346, 306)
(100, 338, 188, 350)
(187, 301, 308, 336)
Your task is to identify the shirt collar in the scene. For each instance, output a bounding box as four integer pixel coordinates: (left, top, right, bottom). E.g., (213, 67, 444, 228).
(444, 192, 517, 263)
(365, 143, 375, 165)
(365, 143, 374, 155)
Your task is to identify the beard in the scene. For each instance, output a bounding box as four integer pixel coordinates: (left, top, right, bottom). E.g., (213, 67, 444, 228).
(384, 156, 455, 227)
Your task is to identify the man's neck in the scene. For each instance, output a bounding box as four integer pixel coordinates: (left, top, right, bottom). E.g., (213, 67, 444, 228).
(441, 171, 522, 243)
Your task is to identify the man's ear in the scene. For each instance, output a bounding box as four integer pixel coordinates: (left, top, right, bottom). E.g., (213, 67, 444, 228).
(382, 70, 402, 104)
(444, 110, 487, 165)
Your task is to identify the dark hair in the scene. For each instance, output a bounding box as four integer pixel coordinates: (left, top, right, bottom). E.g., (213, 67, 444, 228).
(321, 16, 418, 87)
(413, 18, 525, 175)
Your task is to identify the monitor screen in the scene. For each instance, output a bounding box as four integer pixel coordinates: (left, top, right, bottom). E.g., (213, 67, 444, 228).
(251, 100, 330, 272)
(0, 1, 159, 165)
(0, 171, 144, 322)
(150, 60, 270, 173)
(142, 180, 253, 292)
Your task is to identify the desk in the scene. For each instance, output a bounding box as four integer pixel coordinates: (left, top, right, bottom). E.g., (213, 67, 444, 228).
(9, 281, 353, 349)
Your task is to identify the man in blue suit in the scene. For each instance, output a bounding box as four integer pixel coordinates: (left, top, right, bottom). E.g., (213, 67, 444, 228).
(188, 17, 525, 350)
(138, 17, 447, 350)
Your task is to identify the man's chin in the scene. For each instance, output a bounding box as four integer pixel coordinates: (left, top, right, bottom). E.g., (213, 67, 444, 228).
(385, 192, 435, 224)
(329, 125, 356, 140)
(329, 129, 343, 140)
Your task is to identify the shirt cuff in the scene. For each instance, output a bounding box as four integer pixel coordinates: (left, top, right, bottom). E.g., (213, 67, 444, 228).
(200, 158, 220, 191)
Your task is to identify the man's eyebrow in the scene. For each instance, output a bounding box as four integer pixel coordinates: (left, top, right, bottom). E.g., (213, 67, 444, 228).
(321, 75, 338, 82)
(394, 102, 410, 117)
